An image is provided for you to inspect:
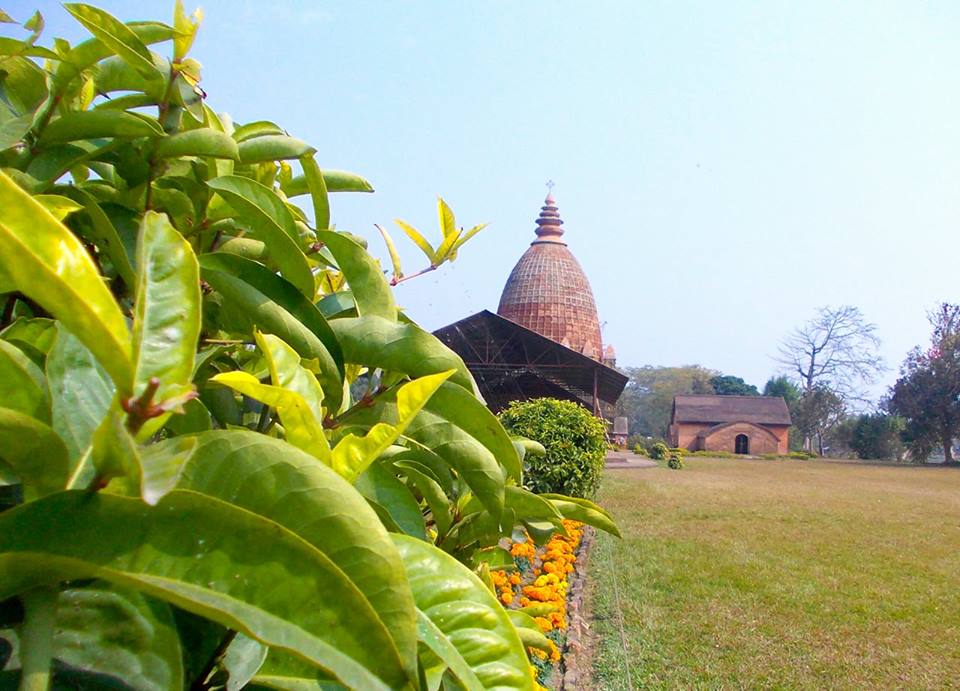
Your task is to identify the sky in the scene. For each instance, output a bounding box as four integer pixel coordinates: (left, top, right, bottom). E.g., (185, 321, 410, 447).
(7, 1, 960, 403)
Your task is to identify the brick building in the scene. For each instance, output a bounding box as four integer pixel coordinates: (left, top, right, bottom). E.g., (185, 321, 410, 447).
(668, 395, 791, 455)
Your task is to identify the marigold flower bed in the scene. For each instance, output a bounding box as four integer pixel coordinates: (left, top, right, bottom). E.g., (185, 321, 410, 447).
(489, 519, 588, 690)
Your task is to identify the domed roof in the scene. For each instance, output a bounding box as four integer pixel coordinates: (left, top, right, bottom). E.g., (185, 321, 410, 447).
(497, 192, 603, 359)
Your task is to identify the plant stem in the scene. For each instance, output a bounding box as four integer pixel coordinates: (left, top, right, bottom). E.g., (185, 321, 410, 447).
(18, 587, 58, 691)
(390, 264, 437, 286)
(190, 629, 237, 691)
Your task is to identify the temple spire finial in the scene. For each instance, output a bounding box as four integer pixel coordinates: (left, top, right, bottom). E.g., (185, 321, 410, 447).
(534, 182, 564, 244)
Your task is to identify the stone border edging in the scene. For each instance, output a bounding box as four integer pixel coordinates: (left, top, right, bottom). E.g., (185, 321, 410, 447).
(559, 524, 596, 690)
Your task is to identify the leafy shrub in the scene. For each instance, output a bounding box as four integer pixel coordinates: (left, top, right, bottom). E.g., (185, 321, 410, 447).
(0, 5, 621, 688)
(688, 450, 738, 458)
(632, 444, 649, 457)
(669, 447, 686, 456)
(498, 398, 608, 498)
(667, 453, 684, 470)
(649, 442, 670, 460)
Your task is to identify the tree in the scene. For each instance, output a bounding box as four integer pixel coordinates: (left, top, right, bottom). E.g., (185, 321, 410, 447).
(792, 385, 846, 455)
(763, 376, 804, 451)
(887, 304, 960, 463)
(775, 305, 885, 402)
(0, 5, 618, 688)
(710, 375, 759, 396)
(616, 365, 717, 437)
(850, 413, 905, 460)
(763, 376, 801, 406)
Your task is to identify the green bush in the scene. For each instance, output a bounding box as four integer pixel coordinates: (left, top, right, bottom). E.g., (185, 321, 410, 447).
(688, 450, 738, 458)
(498, 398, 608, 498)
(667, 453, 684, 470)
(632, 444, 649, 457)
(650, 442, 670, 460)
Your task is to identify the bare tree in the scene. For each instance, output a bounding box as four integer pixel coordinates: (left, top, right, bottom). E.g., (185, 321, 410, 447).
(776, 305, 885, 401)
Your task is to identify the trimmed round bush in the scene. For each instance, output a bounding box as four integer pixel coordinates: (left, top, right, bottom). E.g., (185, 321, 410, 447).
(650, 442, 669, 460)
(667, 453, 684, 470)
(498, 398, 608, 498)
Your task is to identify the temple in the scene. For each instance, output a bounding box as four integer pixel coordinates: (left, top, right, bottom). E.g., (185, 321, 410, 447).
(434, 190, 626, 417)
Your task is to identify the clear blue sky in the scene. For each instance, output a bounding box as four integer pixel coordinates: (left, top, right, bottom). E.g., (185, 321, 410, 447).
(8, 1, 960, 402)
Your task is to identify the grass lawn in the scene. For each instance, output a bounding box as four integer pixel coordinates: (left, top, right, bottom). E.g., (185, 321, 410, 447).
(587, 457, 960, 690)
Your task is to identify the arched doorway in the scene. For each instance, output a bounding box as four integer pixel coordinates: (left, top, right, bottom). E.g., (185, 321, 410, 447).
(735, 434, 749, 455)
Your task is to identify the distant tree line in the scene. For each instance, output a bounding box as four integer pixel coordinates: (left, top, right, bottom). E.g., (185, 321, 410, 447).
(618, 303, 960, 464)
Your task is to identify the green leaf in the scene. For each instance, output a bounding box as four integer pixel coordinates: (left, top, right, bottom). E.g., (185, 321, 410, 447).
(331, 370, 452, 481)
(0, 317, 56, 354)
(170, 430, 419, 687)
(221, 633, 268, 690)
(164, 397, 212, 435)
(46, 325, 114, 475)
(0, 170, 133, 393)
(315, 230, 396, 321)
(91, 406, 140, 484)
(416, 611, 484, 691)
(0, 38, 59, 60)
(232, 121, 285, 142)
(505, 486, 563, 526)
(505, 611, 552, 653)
(56, 186, 137, 289)
(281, 169, 374, 196)
(210, 372, 331, 463)
(0, 113, 31, 149)
(393, 460, 451, 536)
(52, 21, 173, 93)
(540, 493, 621, 537)
(0, 407, 68, 498)
(0, 491, 408, 690)
(64, 4, 162, 81)
(339, 384, 505, 518)
(355, 462, 428, 540)
(377, 224, 403, 281)
(208, 176, 314, 297)
(156, 128, 240, 160)
(256, 332, 325, 414)
(237, 135, 315, 164)
(394, 535, 534, 690)
(131, 211, 200, 416)
(173, 0, 202, 61)
(199, 253, 343, 411)
(330, 316, 478, 395)
(52, 582, 183, 690)
(452, 223, 488, 252)
(38, 110, 163, 145)
(393, 219, 437, 265)
(437, 197, 456, 239)
(425, 382, 522, 482)
(301, 154, 329, 230)
(0, 340, 48, 421)
(33, 194, 83, 221)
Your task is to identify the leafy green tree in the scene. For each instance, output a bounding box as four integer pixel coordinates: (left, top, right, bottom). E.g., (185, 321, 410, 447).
(850, 413, 905, 460)
(763, 376, 804, 451)
(0, 5, 618, 689)
(763, 376, 801, 405)
(616, 365, 717, 437)
(887, 304, 960, 463)
(710, 375, 759, 396)
(792, 385, 846, 455)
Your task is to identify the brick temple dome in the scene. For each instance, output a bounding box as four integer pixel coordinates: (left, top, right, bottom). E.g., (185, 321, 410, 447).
(497, 192, 603, 359)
